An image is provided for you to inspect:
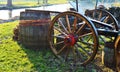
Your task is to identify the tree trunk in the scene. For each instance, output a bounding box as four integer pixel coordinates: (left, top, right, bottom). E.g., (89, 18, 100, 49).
(37, 0, 40, 4)
(7, 0, 12, 7)
(43, 0, 48, 5)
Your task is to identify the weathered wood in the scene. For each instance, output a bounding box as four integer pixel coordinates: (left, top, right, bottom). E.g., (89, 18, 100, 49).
(90, 19, 113, 29)
(25, 9, 61, 14)
(13, 26, 19, 41)
(103, 42, 116, 70)
(97, 29, 118, 37)
(19, 10, 51, 50)
(115, 34, 120, 71)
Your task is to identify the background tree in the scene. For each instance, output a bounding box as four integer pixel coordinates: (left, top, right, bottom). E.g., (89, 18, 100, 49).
(37, 0, 40, 4)
(43, 0, 48, 5)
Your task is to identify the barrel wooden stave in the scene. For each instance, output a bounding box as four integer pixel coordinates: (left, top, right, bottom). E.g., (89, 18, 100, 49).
(19, 10, 51, 49)
(103, 42, 116, 70)
(115, 35, 120, 71)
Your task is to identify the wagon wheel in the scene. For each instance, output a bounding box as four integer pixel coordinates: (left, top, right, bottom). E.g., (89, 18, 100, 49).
(85, 9, 119, 44)
(48, 11, 99, 66)
(115, 36, 120, 71)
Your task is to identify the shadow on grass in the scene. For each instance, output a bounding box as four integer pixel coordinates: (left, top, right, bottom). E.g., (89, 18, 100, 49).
(18, 43, 105, 72)
(19, 44, 71, 72)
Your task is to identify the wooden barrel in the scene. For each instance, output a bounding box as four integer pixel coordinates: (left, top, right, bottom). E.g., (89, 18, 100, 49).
(103, 42, 116, 70)
(18, 10, 51, 49)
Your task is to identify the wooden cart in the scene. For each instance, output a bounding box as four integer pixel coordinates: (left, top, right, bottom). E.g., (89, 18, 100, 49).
(48, 0, 120, 71)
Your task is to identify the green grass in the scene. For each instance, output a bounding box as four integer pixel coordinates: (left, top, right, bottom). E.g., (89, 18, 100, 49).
(0, 21, 90, 72)
(0, 20, 113, 72)
(112, 3, 120, 7)
(0, 21, 67, 72)
(13, 2, 40, 7)
(0, 21, 33, 71)
(0, 0, 68, 7)
(48, 0, 67, 4)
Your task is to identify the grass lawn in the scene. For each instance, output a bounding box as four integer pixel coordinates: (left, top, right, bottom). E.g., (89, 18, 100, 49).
(0, 21, 67, 72)
(13, 0, 68, 7)
(0, 20, 114, 72)
(0, 0, 68, 7)
(0, 21, 90, 72)
(112, 3, 120, 7)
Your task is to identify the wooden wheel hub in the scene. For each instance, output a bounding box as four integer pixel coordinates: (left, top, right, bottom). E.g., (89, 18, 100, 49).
(64, 34, 77, 46)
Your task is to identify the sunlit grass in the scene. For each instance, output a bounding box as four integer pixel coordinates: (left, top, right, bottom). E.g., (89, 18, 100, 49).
(48, 0, 67, 4)
(112, 3, 120, 7)
(0, 14, 114, 71)
(0, 0, 68, 7)
(0, 20, 77, 72)
(13, 2, 39, 6)
(0, 21, 62, 71)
